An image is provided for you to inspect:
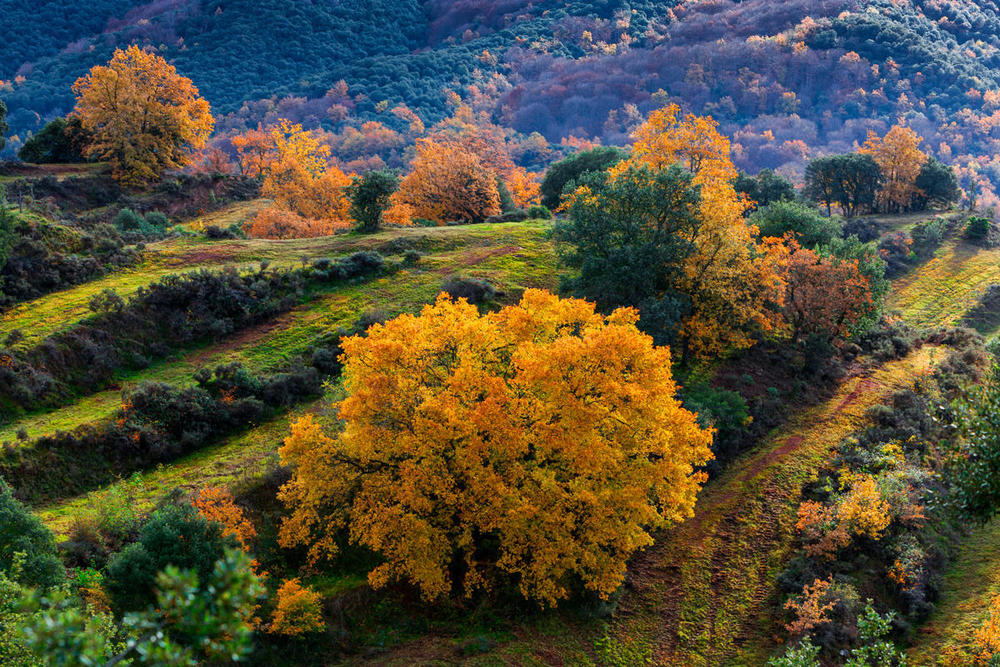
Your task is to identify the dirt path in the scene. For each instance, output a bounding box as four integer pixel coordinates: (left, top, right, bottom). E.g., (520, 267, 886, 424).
(608, 346, 940, 666)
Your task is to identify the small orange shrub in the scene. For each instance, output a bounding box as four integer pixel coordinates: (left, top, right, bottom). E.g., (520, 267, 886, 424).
(245, 206, 350, 239)
(269, 578, 325, 636)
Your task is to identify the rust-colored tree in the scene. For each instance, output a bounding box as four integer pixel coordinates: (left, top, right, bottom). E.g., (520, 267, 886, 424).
(860, 125, 927, 213)
(277, 290, 714, 606)
(782, 243, 873, 340)
(395, 138, 501, 223)
(72, 46, 213, 186)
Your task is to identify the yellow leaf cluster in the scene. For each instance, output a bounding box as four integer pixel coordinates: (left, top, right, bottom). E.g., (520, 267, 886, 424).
(268, 578, 325, 637)
(72, 45, 213, 186)
(278, 289, 714, 606)
(860, 124, 927, 213)
(976, 593, 1000, 665)
(605, 104, 787, 357)
(837, 474, 892, 540)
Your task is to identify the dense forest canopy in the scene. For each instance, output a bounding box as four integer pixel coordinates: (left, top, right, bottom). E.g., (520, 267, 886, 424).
(6, 0, 1000, 199)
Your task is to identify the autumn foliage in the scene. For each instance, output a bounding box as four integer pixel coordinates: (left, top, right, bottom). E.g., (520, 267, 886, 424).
(72, 46, 214, 186)
(395, 138, 501, 224)
(860, 125, 928, 214)
(234, 120, 354, 238)
(278, 290, 713, 605)
(782, 243, 873, 341)
(268, 578, 325, 637)
(597, 105, 788, 357)
(193, 487, 257, 549)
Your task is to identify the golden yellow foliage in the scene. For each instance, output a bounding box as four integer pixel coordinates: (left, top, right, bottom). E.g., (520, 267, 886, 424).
(975, 593, 1000, 664)
(507, 165, 542, 208)
(860, 125, 927, 213)
(604, 104, 788, 357)
(72, 45, 213, 186)
(269, 578, 325, 636)
(396, 138, 501, 223)
(278, 290, 713, 605)
(837, 474, 892, 540)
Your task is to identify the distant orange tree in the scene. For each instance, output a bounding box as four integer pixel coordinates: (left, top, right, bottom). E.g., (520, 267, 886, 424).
(72, 45, 213, 186)
(277, 290, 713, 606)
(234, 120, 353, 237)
(860, 125, 927, 213)
(395, 138, 501, 223)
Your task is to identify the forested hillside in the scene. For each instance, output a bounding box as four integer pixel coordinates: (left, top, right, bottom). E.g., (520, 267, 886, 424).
(7, 3, 1000, 666)
(8, 0, 1000, 201)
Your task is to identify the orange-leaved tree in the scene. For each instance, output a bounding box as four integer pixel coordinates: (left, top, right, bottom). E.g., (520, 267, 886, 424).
(72, 45, 213, 186)
(600, 104, 788, 357)
(395, 138, 501, 223)
(258, 120, 352, 221)
(859, 125, 927, 213)
(782, 243, 873, 341)
(234, 120, 353, 237)
(277, 289, 713, 606)
(193, 487, 257, 549)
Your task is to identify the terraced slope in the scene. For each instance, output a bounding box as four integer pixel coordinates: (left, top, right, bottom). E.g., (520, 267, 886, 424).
(890, 234, 1000, 331)
(19, 220, 556, 525)
(907, 519, 1000, 665)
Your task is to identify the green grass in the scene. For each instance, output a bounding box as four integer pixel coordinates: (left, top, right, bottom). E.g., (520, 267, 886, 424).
(889, 234, 1000, 332)
(907, 520, 1000, 665)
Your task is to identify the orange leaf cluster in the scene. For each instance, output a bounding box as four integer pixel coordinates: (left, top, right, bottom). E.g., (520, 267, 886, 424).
(268, 578, 325, 637)
(395, 138, 501, 223)
(860, 124, 927, 213)
(244, 206, 350, 240)
(193, 487, 257, 549)
(785, 577, 836, 637)
(72, 45, 214, 186)
(232, 120, 353, 236)
(278, 289, 713, 606)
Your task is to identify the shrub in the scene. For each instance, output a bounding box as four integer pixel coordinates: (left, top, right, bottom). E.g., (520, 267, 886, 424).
(751, 200, 841, 248)
(268, 578, 325, 636)
(0, 481, 65, 588)
(527, 204, 553, 219)
(442, 276, 496, 304)
(965, 215, 994, 246)
(105, 503, 237, 612)
(841, 218, 881, 243)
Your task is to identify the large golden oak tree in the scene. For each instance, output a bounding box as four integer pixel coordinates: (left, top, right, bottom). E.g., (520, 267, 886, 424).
(72, 45, 214, 186)
(277, 290, 714, 606)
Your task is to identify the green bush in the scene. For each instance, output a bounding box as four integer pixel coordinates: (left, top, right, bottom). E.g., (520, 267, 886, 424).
(751, 200, 841, 248)
(105, 503, 237, 612)
(0, 481, 64, 589)
(964, 215, 992, 245)
(527, 204, 552, 219)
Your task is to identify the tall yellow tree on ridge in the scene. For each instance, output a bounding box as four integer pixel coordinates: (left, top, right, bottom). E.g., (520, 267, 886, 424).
(72, 45, 214, 186)
(607, 104, 788, 357)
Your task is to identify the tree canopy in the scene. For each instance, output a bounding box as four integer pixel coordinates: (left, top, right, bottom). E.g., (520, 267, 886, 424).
(278, 290, 713, 606)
